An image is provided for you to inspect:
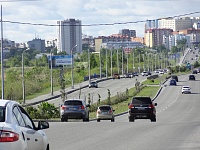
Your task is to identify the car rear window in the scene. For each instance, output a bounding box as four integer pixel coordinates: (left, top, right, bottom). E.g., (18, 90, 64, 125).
(0, 107, 5, 122)
(131, 97, 152, 104)
(64, 100, 83, 105)
(99, 106, 111, 110)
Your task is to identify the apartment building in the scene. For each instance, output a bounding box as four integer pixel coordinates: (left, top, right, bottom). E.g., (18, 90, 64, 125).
(27, 38, 45, 52)
(94, 36, 131, 52)
(145, 28, 173, 48)
(57, 18, 82, 54)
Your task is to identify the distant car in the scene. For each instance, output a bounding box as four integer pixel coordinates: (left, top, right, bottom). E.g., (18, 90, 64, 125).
(192, 70, 197, 74)
(128, 96, 157, 122)
(189, 74, 195, 80)
(141, 71, 148, 76)
(159, 70, 164, 74)
(89, 81, 98, 88)
(60, 99, 90, 122)
(147, 71, 152, 75)
(132, 72, 139, 76)
(124, 73, 133, 78)
(0, 100, 49, 150)
(171, 75, 178, 82)
(96, 105, 115, 122)
(169, 79, 177, 86)
(181, 86, 191, 94)
(113, 73, 120, 79)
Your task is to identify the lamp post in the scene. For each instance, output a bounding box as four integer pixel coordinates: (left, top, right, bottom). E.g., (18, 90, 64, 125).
(106, 48, 108, 78)
(122, 47, 124, 75)
(111, 48, 113, 77)
(88, 49, 91, 83)
(71, 44, 77, 89)
(22, 48, 30, 104)
(50, 49, 53, 95)
(1, 5, 4, 99)
(117, 49, 119, 74)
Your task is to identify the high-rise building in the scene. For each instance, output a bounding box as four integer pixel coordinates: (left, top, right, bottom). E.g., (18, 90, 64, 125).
(159, 17, 192, 31)
(57, 19, 82, 54)
(145, 20, 159, 30)
(27, 38, 45, 52)
(119, 29, 136, 37)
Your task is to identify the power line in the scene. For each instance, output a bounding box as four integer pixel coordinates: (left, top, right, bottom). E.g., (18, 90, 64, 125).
(2, 11, 200, 27)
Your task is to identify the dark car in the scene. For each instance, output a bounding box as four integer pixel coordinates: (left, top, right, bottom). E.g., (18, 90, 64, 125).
(128, 96, 157, 122)
(89, 81, 98, 88)
(189, 74, 195, 80)
(169, 79, 177, 86)
(171, 75, 178, 82)
(132, 72, 139, 76)
(60, 99, 90, 122)
(192, 70, 197, 74)
(113, 73, 120, 79)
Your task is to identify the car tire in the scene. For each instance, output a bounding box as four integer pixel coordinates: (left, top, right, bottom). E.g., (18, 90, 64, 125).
(129, 117, 134, 122)
(61, 118, 65, 122)
(97, 119, 100, 122)
(151, 117, 156, 122)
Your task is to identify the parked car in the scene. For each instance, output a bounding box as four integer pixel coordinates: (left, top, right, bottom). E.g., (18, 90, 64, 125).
(96, 105, 115, 122)
(113, 73, 120, 79)
(128, 96, 157, 122)
(0, 100, 49, 150)
(192, 70, 197, 74)
(132, 72, 139, 76)
(181, 86, 191, 94)
(60, 99, 90, 122)
(141, 71, 148, 76)
(171, 75, 178, 82)
(89, 81, 98, 88)
(189, 74, 195, 80)
(169, 79, 177, 86)
(124, 73, 133, 78)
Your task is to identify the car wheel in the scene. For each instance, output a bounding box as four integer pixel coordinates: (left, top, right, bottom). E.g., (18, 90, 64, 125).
(129, 117, 134, 122)
(61, 118, 65, 122)
(65, 118, 68, 122)
(97, 119, 100, 122)
(151, 117, 156, 122)
(46, 144, 50, 150)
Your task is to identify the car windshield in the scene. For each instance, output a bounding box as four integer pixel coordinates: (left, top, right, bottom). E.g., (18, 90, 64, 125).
(0, 106, 5, 122)
(132, 97, 151, 104)
(64, 100, 83, 105)
(99, 106, 111, 110)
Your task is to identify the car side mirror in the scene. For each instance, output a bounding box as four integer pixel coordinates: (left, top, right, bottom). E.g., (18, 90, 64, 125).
(113, 110, 115, 112)
(154, 103, 157, 106)
(86, 104, 90, 107)
(128, 103, 130, 106)
(37, 120, 49, 130)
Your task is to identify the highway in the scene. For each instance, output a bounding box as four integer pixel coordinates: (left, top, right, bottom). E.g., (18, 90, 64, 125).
(43, 73, 200, 150)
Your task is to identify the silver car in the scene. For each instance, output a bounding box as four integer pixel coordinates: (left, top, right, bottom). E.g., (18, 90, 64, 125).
(60, 99, 90, 122)
(0, 100, 49, 150)
(96, 105, 115, 122)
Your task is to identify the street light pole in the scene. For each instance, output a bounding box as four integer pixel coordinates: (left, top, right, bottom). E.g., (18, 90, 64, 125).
(22, 48, 30, 104)
(106, 48, 108, 78)
(122, 48, 124, 75)
(1, 5, 4, 99)
(88, 49, 91, 83)
(111, 48, 113, 77)
(117, 49, 119, 74)
(50, 49, 53, 95)
(71, 44, 77, 89)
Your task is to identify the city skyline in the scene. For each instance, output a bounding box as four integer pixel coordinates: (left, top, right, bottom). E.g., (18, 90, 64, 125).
(0, 0, 200, 43)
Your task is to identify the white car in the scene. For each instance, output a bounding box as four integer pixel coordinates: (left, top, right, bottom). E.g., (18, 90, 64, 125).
(0, 100, 49, 150)
(181, 86, 191, 94)
(141, 71, 148, 76)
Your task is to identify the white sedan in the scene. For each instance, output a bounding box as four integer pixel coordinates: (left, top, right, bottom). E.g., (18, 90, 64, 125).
(0, 100, 49, 150)
(181, 86, 191, 94)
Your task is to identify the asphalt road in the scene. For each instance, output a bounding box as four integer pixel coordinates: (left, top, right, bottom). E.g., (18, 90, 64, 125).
(43, 73, 200, 150)
(40, 75, 148, 107)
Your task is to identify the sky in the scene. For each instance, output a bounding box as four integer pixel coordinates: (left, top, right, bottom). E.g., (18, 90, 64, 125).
(0, 0, 200, 43)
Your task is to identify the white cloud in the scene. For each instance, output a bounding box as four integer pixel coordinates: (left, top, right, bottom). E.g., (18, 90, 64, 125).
(0, 0, 199, 43)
